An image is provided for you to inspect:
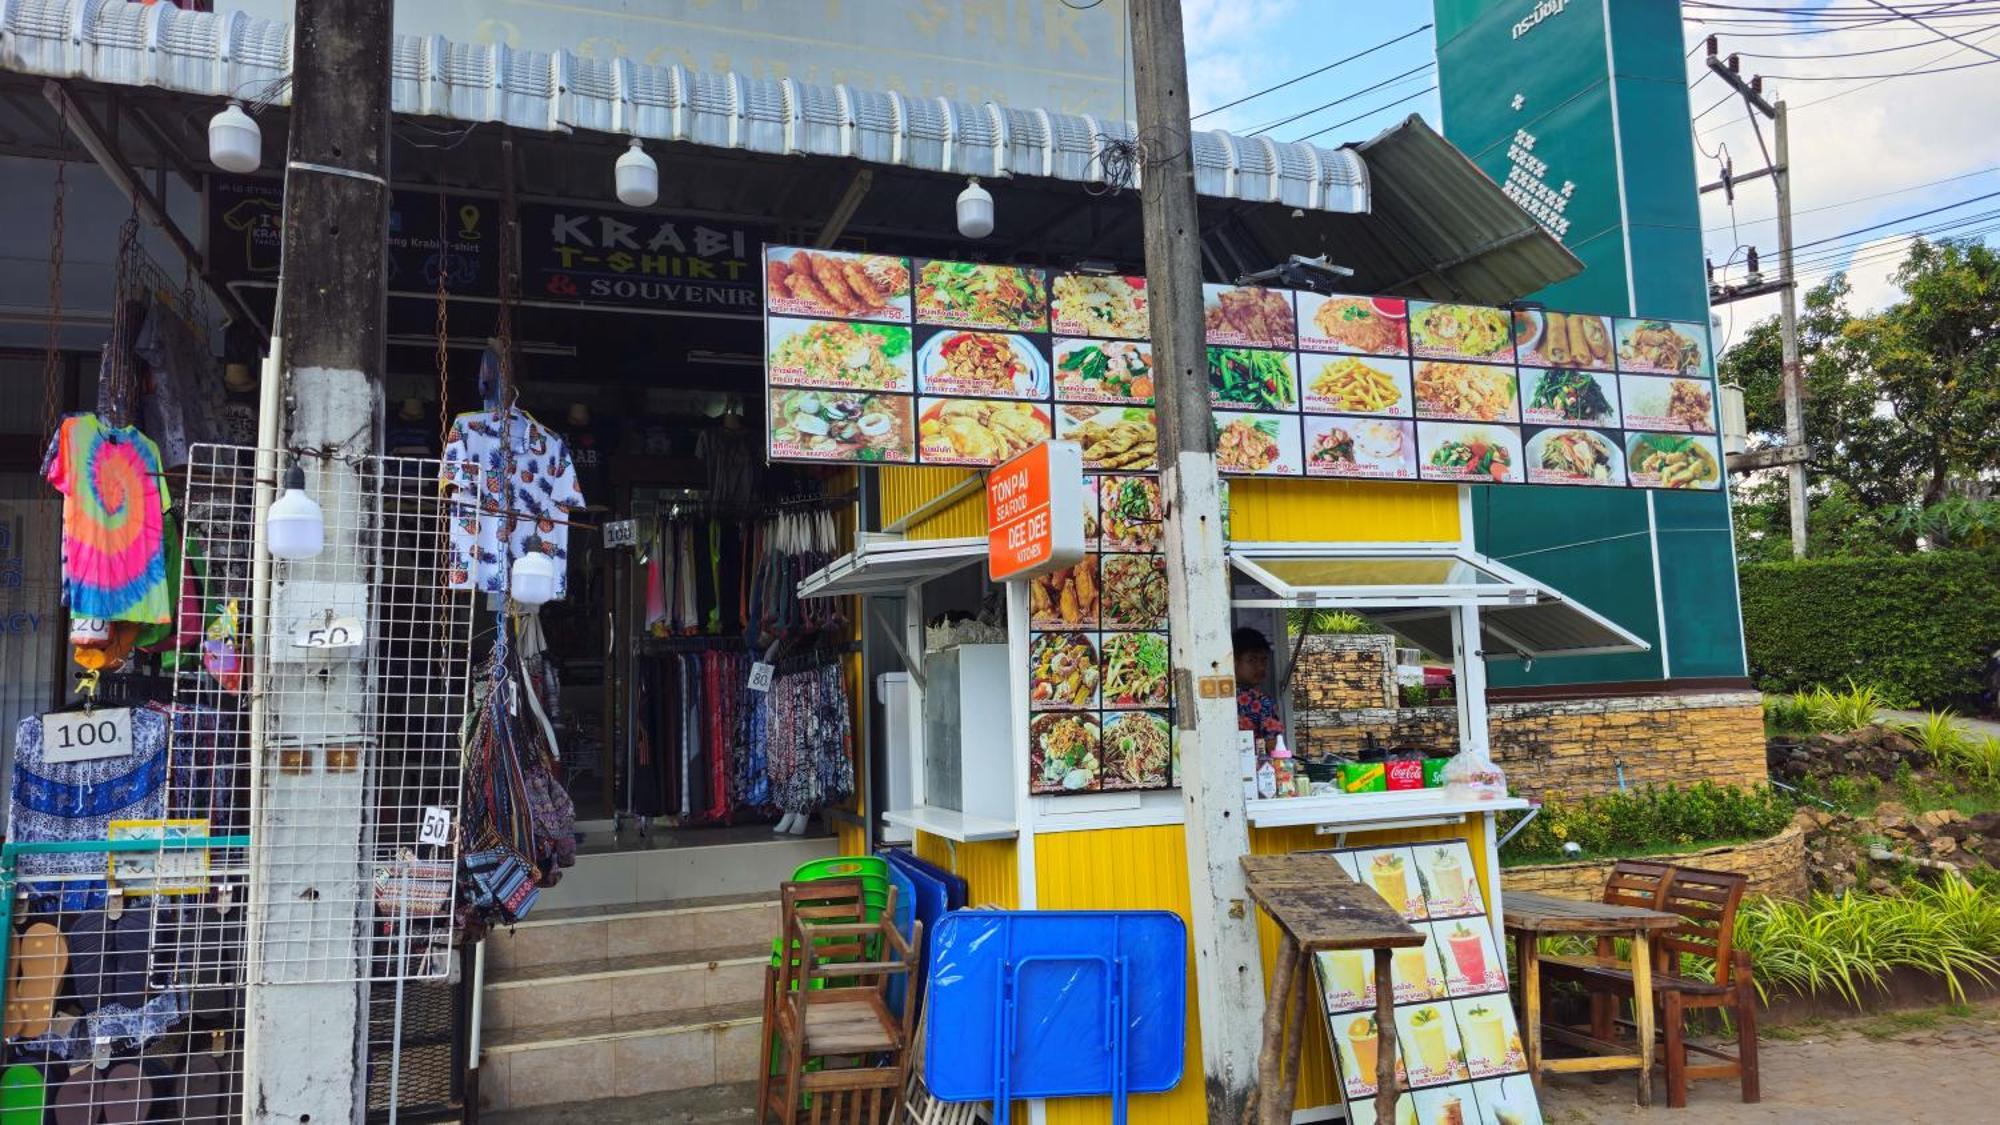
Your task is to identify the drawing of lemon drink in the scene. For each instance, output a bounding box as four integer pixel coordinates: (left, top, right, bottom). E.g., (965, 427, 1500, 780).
(1368, 851, 1410, 913)
(1463, 1002, 1509, 1070)
(1408, 1005, 1452, 1078)
(1428, 847, 1468, 908)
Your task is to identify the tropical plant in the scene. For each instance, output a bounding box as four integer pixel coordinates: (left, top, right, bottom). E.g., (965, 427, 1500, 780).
(1289, 608, 1377, 635)
(1501, 783, 1797, 864)
(1900, 710, 1971, 762)
(1734, 880, 2000, 1005)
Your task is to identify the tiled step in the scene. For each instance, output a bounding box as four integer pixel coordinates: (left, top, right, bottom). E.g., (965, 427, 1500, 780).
(477, 1002, 763, 1112)
(481, 943, 768, 1031)
(534, 834, 838, 911)
(482, 892, 780, 972)
(479, 1081, 759, 1124)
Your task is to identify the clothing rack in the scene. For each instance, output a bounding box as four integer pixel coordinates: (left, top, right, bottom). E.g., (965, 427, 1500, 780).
(639, 635, 754, 653)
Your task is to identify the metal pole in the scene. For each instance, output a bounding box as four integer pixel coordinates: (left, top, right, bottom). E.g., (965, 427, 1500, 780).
(1127, 1, 1265, 1118)
(1774, 100, 1808, 557)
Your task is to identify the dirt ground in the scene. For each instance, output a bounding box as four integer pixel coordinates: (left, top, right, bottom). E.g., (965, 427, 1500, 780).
(1541, 998, 2000, 1123)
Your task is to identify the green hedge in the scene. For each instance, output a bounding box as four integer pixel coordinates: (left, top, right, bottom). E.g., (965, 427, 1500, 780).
(1740, 551, 2000, 708)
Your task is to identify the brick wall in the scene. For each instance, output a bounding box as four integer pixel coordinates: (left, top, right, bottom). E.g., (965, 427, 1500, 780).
(1289, 634, 1397, 711)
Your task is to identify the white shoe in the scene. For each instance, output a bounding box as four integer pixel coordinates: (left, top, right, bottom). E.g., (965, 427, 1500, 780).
(773, 812, 799, 834)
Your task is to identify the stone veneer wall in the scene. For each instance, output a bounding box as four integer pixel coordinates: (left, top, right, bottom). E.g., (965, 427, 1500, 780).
(1289, 634, 1398, 711)
(1500, 815, 1810, 901)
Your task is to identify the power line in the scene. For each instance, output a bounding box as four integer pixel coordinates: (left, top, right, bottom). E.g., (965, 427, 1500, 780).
(1248, 63, 1434, 137)
(1789, 188, 2000, 250)
(1190, 23, 1432, 121)
(1754, 54, 2000, 77)
(1862, 0, 2000, 61)
(1702, 164, 2000, 232)
(1697, 23, 2000, 132)
(1291, 85, 1438, 144)
(1736, 23, 2000, 56)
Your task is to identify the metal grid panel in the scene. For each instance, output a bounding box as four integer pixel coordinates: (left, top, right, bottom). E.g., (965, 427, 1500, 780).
(177, 444, 472, 986)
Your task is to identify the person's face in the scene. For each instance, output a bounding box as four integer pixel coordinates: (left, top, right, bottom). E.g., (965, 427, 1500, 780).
(1235, 648, 1270, 687)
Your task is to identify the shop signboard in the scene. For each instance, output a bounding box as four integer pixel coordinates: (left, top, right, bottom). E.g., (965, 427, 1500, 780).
(987, 440, 1085, 584)
(762, 246, 1720, 492)
(517, 204, 764, 314)
(206, 176, 500, 297)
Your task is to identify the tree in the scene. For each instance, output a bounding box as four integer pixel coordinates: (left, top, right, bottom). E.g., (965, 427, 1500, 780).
(1720, 238, 2000, 552)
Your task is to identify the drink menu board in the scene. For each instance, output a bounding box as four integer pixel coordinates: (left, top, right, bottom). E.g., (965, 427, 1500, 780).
(763, 243, 1721, 490)
(1315, 840, 1545, 1125)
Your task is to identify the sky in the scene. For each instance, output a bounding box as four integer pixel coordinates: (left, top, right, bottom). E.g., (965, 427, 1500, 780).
(1179, 1, 2000, 353)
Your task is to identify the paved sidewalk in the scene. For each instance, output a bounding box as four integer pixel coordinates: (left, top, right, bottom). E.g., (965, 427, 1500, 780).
(1880, 708, 2000, 740)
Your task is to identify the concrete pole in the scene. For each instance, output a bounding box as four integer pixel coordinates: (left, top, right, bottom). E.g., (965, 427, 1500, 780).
(1127, 1, 1266, 1118)
(242, 1, 391, 1120)
(1773, 100, 1808, 558)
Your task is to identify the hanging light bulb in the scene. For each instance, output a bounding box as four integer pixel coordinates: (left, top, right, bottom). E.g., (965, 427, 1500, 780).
(266, 461, 324, 560)
(956, 176, 994, 239)
(510, 552, 558, 607)
(615, 138, 659, 208)
(209, 101, 262, 174)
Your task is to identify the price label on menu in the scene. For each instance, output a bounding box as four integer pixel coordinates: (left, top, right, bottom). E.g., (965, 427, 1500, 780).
(42, 707, 134, 764)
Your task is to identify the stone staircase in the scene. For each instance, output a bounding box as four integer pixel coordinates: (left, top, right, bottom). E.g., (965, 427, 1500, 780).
(474, 833, 835, 1114)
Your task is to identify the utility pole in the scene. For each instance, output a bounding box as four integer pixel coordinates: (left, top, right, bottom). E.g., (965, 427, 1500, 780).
(1705, 41, 1809, 556)
(243, 0, 392, 1120)
(1127, 2, 1265, 1120)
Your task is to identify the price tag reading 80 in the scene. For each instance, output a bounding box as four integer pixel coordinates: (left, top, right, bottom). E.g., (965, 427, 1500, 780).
(747, 662, 776, 693)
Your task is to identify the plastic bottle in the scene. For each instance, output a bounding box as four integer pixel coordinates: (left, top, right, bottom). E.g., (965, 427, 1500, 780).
(1270, 735, 1297, 798)
(1255, 755, 1278, 800)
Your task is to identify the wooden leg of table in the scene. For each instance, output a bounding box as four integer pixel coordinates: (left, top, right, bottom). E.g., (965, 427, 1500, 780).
(1374, 948, 1398, 1125)
(1631, 930, 1655, 1108)
(1516, 930, 1543, 1093)
(1275, 950, 1310, 1121)
(1253, 934, 1299, 1125)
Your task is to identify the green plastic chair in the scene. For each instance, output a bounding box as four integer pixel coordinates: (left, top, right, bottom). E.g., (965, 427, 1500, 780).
(771, 856, 893, 967)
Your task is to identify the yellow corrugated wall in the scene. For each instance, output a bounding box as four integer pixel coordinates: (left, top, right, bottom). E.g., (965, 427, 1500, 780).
(1229, 478, 1459, 542)
(880, 466, 986, 541)
(914, 832, 1020, 908)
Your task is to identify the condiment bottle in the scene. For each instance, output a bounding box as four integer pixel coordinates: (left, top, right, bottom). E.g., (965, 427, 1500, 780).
(1255, 753, 1278, 800)
(1270, 736, 1297, 798)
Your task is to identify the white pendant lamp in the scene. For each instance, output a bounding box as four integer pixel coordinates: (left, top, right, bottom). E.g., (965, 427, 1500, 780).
(510, 552, 558, 607)
(615, 138, 659, 208)
(209, 101, 263, 174)
(956, 176, 995, 239)
(266, 462, 324, 560)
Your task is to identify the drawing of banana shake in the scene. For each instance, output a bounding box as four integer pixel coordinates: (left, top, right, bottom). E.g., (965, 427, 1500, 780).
(1369, 851, 1409, 911)
(1408, 1005, 1450, 1076)
(1429, 847, 1468, 906)
(1463, 1001, 1509, 1069)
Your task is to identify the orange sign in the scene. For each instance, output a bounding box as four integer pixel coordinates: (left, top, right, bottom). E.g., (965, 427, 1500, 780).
(987, 440, 1085, 583)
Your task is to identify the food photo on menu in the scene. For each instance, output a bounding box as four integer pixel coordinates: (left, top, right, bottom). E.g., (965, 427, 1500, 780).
(1297, 293, 1410, 355)
(1437, 920, 1509, 997)
(914, 260, 1047, 331)
(1028, 630, 1099, 711)
(1414, 361, 1519, 423)
(1414, 844, 1485, 918)
(1301, 353, 1412, 416)
(1320, 947, 1379, 1014)
(1418, 423, 1525, 485)
(1395, 1003, 1470, 1088)
(913, 329, 1050, 400)
(1470, 1075, 1545, 1125)
(767, 390, 914, 462)
(1099, 553, 1170, 631)
(763, 246, 911, 322)
(1409, 301, 1516, 362)
(1514, 308, 1615, 370)
(1389, 928, 1445, 1004)
(1305, 416, 1418, 480)
(1359, 848, 1428, 920)
(1203, 283, 1297, 348)
(766, 317, 914, 393)
(1452, 997, 1527, 1081)
(1029, 712, 1100, 794)
(1029, 555, 1099, 629)
(1214, 411, 1304, 476)
(1100, 632, 1170, 709)
(914, 396, 1051, 466)
(1097, 475, 1164, 552)
(1520, 367, 1620, 428)
(1100, 710, 1172, 790)
(1626, 432, 1723, 490)
(1616, 318, 1711, 376)
(1059, 405, 1159, 472)
(1207, 347, 1299, 412)
(1050, 273, 1149, 339)
(1619, 373, 1716, 433)
(1053, 337, 1154, 404)
(1329, 1011, 1402, 1099)
(1525, 427, 1624, 487)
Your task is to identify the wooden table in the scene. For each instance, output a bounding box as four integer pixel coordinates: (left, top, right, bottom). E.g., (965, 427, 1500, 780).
(1502, 890, 1682, 1107)
(1239, 854, 1424, 1125)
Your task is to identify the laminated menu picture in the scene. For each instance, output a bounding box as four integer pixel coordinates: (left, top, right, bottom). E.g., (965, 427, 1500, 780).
(766, 317, 914, 393)
(1029, 555, 1099, 629)
(1395, 1003, 1469, 1088)
(1525, 428, 1624, 487)
(1390, 928, 1446, 1005)
(1358, 848, 1428, 921)
(1027, 631, 1099, 712)
(1099, 554, 1169, 631)
(1519, 367, 1620, 428)
(1615, 317, 1711, 377)
(1100, 711, 1172, 790)
(1515, 309, 1615, 371)
(1302, 354, 1413, 417)
(1203, 283, 1297, 348)
(914, 329, 1051, 400)
(1417, 423, 1524, 485)
(916, 397, 1052, 467)
(1319, 947, 1378, 1014)
(1208, 347, 1299, 412)
(1625, 432, 1723, 491)
(1414, 362, 1518, 424)
(1306, 417, 1419, 481)
(1409, 302, 1516, 363)
(1097, 475, 1163, 553)
(1297, 293, 1409, 357)
(1214, 412, 1304, 477)
(914, 260, 1047, 331)
(1050, 273, 1149, 340)
(1469, 1075, 1545, 1124)
(1029, 713, 1100, 794)
(1100, 633, 1170, 710)
(768, 390, 915, 463)
(1328, 1011, 1404, 1099)
(763, 246, 912, 322)
(1414, 844, 1485, 918)
(1452, 997, 1527, 1080)
(1438, 919, 1508, 998)
(1619, 374, 1717, 434)
(1080, 476, 1101, 549)
(1408, 1085, 1481, 1125)
(1058, 405, 1159, 473)
(1052, 337, 1155, 404)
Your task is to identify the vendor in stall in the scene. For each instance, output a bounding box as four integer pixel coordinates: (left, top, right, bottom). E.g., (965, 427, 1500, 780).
(1234, 626, 1284, 739)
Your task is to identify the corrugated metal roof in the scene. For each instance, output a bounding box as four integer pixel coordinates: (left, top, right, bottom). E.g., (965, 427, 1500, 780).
(0, 0, 1369, 214)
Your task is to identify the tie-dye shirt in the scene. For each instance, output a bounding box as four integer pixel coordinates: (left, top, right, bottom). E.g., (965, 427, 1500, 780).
(442, 410, 586, 597)
(41, 414, 173, 624)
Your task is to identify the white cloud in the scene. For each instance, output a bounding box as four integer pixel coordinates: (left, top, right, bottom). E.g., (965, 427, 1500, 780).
(1840, 236, 1911, 313)
(1182, 0, 1299, 128)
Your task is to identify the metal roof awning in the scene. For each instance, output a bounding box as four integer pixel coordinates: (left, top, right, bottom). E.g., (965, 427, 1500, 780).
(797, 536, 986, 599)
(1229, 543, 1648, 660)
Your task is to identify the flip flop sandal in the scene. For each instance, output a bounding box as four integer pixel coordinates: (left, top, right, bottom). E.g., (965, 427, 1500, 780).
(1, 928, 22, 1040)
(11, 924, 68, 1040)
(0, 1064, 46, 1125)
(180, 1053, 223, 1123)
(50, 1067, 94, 1125)
(95, 1062, 149, 1125)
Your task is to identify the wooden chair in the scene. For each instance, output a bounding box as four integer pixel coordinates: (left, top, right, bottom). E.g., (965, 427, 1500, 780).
(758, 878, 922, 1124)
(1543, 864, 1759, 1108)
(1585, 861, 1676, 1045)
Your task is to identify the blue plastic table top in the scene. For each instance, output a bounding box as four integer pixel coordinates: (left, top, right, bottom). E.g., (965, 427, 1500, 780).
(883, 847, 967, 909)
(923, 910, 1186, 1109)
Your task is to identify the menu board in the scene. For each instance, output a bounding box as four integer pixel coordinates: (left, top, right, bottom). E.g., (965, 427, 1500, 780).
(1315, 840, 1544, 1125)
(762, 244, 1722, 490)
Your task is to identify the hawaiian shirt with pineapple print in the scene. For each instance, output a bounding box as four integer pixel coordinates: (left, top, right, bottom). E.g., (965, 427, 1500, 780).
(442, 410, 586, 597)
